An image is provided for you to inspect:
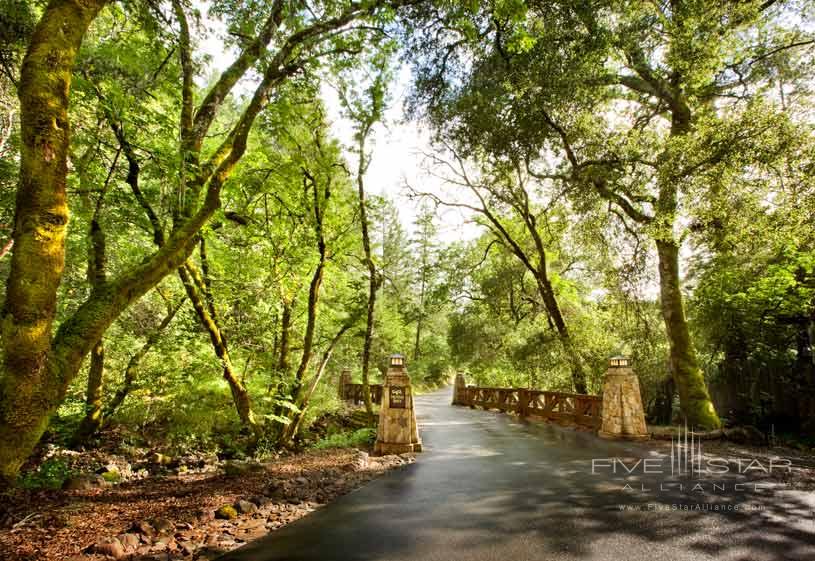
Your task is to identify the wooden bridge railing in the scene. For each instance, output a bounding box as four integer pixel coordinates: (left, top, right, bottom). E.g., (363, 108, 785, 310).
(342, 383, 383, 405)
(455, 384, 602, 429)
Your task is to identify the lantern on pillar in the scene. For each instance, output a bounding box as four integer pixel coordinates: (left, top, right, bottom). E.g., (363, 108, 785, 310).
(389, 353, 405, 368)
(609, 355, 631, 368)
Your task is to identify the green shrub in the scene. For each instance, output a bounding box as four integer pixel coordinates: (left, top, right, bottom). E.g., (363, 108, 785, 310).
(18, 457, 75, 490)
(312, 428, 376, 450)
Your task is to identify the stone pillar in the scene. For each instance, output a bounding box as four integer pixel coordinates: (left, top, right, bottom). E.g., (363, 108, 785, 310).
(338, 368, 352, 400)
(374, 355, 422, 455)
(598, 357, 649, 440)
(452, 372, 467, 405)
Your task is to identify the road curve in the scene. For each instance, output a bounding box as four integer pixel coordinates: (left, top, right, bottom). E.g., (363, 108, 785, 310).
(218, 387, 815, 561)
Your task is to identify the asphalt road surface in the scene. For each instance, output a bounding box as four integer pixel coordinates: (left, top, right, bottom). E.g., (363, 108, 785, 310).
(219, 387, 815, 561)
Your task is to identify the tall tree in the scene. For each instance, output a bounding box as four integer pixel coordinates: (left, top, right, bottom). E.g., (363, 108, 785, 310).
(410, 203, 437, 361)
(403, 0, 812, 427)
(411, 151, 589, 393)
(0, 0, 414, 486)
(337, 56, 392, 417)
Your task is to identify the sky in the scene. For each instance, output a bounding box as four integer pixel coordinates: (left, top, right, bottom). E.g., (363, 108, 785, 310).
(319, 66, 480, 243)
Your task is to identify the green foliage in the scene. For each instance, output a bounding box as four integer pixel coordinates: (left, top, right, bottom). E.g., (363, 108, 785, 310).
(312, 428, 376, 450)
(18, 458, 75, 490)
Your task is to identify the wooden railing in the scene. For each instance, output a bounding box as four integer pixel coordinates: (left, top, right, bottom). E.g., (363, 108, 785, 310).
(342, 383, 383, 405)
(456, 385, 602, 429)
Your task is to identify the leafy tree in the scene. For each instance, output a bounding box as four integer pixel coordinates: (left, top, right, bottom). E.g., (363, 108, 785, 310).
(402, 0, 814, 428)
(0, 0, 417, 486)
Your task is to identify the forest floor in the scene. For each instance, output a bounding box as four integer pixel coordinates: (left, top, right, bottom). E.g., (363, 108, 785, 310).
(0, 413, 413, 561)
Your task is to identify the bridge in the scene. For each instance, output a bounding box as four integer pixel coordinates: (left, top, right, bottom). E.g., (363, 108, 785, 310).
(340, 378, 602, 430)
(219, 386, 815, 560)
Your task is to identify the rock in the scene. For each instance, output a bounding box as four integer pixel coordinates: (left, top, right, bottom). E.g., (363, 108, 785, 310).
(63, 474, 107, 491)
(147, 452, 174, 466)
(152, 517, 174, 535)
(100, 470, 121, 483)
(116, 533, 141, 551)
(294, 476, 309, 486)
(264, 480, 285, 497)
(131, 519, 156, 538)
(223, 460, 260, 477)
(248, 495, 270, 507)
(215, 505, 238, 520)
(348, 450, 369, 471)
(94, 537, 126, 559)
(234, 499, 258, 514)
(180, 541, 196, 556)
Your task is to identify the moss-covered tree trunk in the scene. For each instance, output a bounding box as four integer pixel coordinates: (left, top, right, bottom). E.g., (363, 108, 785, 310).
(70, 341, 105, 447)
(652, 86, 720, 430)
(656, 239, 720, 429)
(356, 137, 377, 419)
(178, 264, 262, 439)
(0, 0, 110, 487)
(0, 0, 397, 488)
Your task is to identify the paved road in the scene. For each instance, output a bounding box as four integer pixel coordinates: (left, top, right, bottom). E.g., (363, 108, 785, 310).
(219, 387, 815, 561)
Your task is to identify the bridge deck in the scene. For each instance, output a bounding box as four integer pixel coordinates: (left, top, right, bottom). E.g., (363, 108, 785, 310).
(218, 387, 815, 561)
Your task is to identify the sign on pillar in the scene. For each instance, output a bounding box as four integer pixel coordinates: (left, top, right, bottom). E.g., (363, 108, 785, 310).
(374, 354, 422, 455)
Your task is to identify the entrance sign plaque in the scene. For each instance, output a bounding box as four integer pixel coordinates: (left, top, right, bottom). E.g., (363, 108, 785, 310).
(389, 386, 406, 408)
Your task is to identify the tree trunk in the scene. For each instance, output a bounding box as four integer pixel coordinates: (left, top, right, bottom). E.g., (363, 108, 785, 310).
(178, 264, 262, 439)
(656, 240, 720, 429)
(70, 143, 113, 448)
(104, 301, 181, 420)
(413, 274, 425, 362)
(70, 341, 105, 447)
(361, 272, 377, 418)
(276, 169, 328, 441)
(357, 154, 377, 418)
(280, 323, 351, 444)
(536, 276, 587, 394)
(277, 298, 293, 374)
(0, 0, 110, 486)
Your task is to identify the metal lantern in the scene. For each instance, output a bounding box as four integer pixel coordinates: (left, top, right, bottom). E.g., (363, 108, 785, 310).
(609, 355, 631, 368)
(390, 353, 405, 368)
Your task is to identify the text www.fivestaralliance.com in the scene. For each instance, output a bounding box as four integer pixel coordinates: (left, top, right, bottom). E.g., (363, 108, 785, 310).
(618, 503, 766, 512)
